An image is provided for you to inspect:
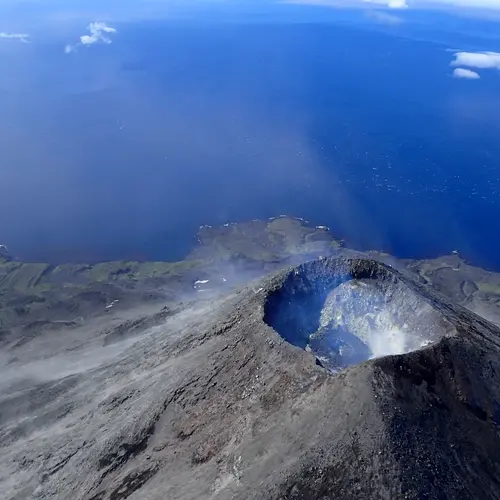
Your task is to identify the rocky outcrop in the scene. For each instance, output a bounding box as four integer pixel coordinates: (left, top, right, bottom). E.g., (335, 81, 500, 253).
(0, 244, 11, 262)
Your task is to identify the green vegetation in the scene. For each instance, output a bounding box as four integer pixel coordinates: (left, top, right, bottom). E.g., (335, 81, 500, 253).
(477, 282, 500, 296)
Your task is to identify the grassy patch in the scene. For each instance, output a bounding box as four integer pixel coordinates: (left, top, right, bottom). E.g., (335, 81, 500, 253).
(477, 282, 500, 296)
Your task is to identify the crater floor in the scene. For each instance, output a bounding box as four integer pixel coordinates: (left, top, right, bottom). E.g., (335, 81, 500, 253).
(264, 259, 456, 372)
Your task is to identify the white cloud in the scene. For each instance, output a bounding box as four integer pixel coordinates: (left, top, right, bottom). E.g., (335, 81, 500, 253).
(65, 22, 116, 54)
(453, 67, 481, 79)
(386, 0, 408, 7)
(0, 32, 29, 43)
(430, 0, 500, 7)
(451, 51, 500, 69)
(364, 0, 408, 7)
(285, 0, 500, 10)
(80, 22, 116, 46)
(344, 0, 410, 7)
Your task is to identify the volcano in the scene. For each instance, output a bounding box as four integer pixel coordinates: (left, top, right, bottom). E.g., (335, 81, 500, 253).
(2, 220, 500, 500)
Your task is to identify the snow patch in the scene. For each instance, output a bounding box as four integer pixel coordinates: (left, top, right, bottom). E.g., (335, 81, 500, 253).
(105, 300, 119, 310)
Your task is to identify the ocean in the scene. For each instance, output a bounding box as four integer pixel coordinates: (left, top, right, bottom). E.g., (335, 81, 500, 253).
(1, 15, 500, 268)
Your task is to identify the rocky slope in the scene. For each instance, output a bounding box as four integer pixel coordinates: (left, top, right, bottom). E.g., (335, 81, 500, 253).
(1, 218, 500, 499)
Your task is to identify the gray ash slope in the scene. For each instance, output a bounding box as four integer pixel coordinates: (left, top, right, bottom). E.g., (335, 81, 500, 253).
(1, 218, 500, 499)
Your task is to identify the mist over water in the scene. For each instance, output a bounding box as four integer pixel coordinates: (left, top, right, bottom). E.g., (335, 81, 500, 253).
(1, 20, 500, 268)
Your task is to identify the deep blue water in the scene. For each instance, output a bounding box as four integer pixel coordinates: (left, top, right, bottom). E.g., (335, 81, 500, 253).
(1, 16, 500, 268)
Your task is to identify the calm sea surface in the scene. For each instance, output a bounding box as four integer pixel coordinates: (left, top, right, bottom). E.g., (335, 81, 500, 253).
(1, 20, 499, 268)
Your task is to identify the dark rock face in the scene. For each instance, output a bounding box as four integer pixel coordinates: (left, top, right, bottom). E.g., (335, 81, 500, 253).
(308, 324, 372, 371)
(2, 256, 500, 500)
